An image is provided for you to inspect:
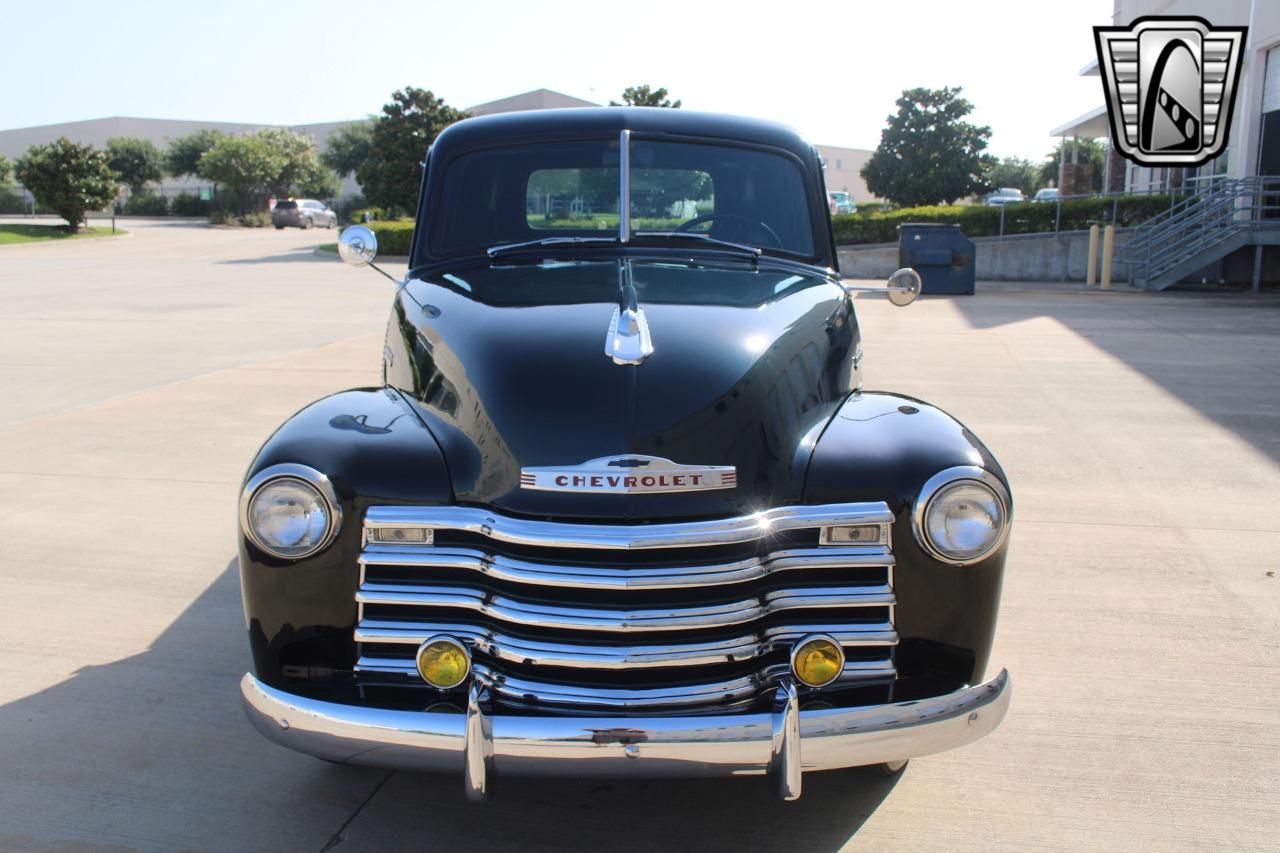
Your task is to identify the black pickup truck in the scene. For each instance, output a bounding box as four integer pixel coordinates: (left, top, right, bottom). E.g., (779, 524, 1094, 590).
(237, 107, 1011, 801)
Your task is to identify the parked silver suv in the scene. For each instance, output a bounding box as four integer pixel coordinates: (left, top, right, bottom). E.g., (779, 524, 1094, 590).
(272, 199, 337, 230)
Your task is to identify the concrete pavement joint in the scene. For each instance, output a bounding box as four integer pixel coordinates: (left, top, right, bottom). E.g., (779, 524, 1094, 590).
(319, 770, 395, 853)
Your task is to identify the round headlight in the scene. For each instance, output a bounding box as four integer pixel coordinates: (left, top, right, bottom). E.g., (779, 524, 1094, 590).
(240, 464, 341, 559)
(914, 468, 1010, 565)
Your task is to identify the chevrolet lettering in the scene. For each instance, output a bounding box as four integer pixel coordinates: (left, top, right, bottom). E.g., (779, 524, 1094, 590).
(520, 455, 736, 494)
(237, 108, 1012, 802)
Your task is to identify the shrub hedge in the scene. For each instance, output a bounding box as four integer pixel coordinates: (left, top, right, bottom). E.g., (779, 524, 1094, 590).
(832, 194, 1180, 245)
(171, 192, 210, 216)
(343, 220, 416, 256)
(348, 206, 400, 224)
(122, 193, 170, 216)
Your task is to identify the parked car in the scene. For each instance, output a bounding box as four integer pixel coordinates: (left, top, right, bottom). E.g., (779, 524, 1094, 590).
(984, 187, 1026, 206)
(828, 190, 857, 215)
(1032, 188, 1060, 203)
(272, 198, 337, 229)
(237, 108, 1012, 802)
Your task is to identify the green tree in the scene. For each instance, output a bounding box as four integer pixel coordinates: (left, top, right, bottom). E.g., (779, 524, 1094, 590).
(165, 129, 224, 179)
(254, 127, 332, 197)
(16, 138, 118, 228)
(106, 137, 163, 196)
(197, 133, 284, 213)
(986, 156, 1042, 196)
(0, 154, 20, 213)
(358, 87, 468, 213)
(197, 128, 340, 213)
(1040, 138, 1107, 193)
(861, 87, 995, 206)
(296, 166, 340, 199)
(321, 121, 374, 178)
(610, 85, 682, 108)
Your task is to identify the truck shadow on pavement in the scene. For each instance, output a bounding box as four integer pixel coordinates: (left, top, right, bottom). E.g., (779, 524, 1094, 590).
(0, 558, 899, 852)
(346, 762, 901, 853)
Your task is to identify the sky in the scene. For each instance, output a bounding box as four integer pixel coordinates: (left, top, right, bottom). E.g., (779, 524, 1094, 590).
(0, 0, 1112, 162)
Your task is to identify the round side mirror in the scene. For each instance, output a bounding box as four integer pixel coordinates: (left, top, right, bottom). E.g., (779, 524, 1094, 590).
(338, 225, 378, 267)
(886, 268, 920, 307)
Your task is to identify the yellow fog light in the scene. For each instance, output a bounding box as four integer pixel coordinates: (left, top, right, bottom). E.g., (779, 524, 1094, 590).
(790, 635, 845, 688)
(416, 636, 471, 689)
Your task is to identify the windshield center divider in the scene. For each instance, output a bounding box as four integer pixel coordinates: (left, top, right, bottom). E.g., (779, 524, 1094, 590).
(619, 129, 631, 244)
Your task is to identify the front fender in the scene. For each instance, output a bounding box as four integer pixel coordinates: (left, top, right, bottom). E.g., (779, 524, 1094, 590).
(804, 392, 1010, 691)
(238, 387, 451, 691)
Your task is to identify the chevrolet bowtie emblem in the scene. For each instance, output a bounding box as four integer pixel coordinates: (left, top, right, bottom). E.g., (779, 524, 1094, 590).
(1094, 16, 1246, 167)
(520, 455, 736, 494)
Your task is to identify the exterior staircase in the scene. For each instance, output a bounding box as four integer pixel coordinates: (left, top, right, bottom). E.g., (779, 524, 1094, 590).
(1117, 176, 1280, 291)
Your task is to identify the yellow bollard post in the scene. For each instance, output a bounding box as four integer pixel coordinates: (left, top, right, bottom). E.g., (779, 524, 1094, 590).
(1086, 224, 1099, 286)
(1100, 225, 1115, 291)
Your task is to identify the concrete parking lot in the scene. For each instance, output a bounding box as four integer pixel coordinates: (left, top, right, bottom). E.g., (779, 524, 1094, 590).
(0, 219, 1277, 852)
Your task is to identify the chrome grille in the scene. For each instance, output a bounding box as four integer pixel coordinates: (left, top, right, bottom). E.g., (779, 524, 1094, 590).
(354, 503, 897, 713)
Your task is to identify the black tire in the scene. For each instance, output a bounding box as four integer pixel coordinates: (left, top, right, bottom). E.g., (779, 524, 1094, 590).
(303, 216, 313, 230)
(274, 225, 284, 230)
(327, 216, 336, 229)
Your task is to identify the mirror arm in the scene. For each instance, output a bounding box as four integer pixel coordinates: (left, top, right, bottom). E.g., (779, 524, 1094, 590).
(367, 260, 401, 285)
(842, 284, 902, 293)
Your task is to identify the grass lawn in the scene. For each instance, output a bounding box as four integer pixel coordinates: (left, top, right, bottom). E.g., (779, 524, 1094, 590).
(317, 242, 338, 253)
(0, 224, 123, 245)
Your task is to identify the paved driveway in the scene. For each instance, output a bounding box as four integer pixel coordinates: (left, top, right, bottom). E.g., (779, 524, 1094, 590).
(0, 220, 1276, 851)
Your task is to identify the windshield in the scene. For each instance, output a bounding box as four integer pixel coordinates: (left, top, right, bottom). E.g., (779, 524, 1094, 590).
(429, 138, 816, 259)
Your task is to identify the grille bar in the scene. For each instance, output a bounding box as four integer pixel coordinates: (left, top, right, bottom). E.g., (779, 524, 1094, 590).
(356, 582, 893, 632)
(364, 502, 894, 550)
(360, 545, 894, 590)
(354, 620, 898, 670)
(354, 661, 897, 712)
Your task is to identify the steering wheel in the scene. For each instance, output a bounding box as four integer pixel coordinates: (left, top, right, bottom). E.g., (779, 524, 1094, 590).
(675, 213, 782, 247)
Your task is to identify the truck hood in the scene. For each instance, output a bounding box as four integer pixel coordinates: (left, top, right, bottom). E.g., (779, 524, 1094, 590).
(391, 258, 856, 519)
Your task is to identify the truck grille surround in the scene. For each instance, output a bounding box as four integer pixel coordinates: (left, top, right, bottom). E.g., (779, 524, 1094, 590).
(354, 503, 898, 715)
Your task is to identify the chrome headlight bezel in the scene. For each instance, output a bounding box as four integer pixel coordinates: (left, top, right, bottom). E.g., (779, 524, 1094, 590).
(911, 466, 1011, 566)
(239, 463, 342, 560)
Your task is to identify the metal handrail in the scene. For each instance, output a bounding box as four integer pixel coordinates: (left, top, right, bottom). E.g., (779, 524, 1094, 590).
(1117, 176, 1280, 284)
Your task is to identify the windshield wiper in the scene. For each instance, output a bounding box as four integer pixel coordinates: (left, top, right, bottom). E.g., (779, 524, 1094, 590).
(632, 231, 763, 260)
(487, 236, 620, 259)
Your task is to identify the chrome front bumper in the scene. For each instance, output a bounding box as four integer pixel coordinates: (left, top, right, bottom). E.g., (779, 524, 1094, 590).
(240, 669, 1010, 801)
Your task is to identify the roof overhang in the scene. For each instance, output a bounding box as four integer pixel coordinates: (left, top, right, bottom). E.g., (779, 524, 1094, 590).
(1050, 105, 1111, 139)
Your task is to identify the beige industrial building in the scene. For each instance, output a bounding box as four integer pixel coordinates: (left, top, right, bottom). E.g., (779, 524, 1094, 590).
(0, 116, 360, 196)
(0, 88, 878, 204)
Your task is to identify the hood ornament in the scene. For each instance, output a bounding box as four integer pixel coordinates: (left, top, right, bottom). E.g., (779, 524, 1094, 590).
(521, 455, 736, 494)
(605, 260, 653, 365)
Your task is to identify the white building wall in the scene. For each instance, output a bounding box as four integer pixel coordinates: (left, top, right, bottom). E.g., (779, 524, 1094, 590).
(1113, 0, 1280, 185)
